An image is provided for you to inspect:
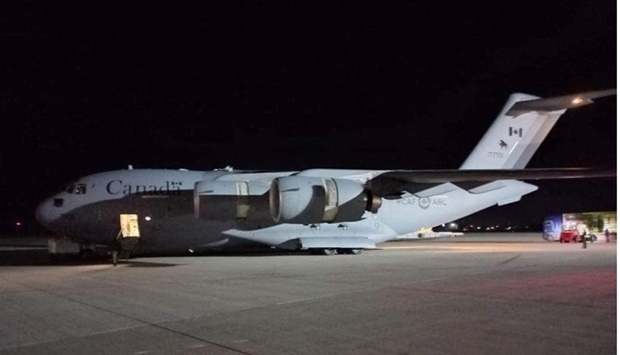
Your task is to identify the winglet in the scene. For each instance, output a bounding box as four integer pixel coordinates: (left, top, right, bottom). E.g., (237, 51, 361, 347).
(506, 89, 616, 117)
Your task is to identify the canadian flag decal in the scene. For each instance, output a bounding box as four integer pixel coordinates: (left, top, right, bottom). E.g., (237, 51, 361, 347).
(509, 127, 522, 137)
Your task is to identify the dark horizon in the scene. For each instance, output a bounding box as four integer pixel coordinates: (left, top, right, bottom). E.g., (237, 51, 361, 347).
(2, 1, 616, 234)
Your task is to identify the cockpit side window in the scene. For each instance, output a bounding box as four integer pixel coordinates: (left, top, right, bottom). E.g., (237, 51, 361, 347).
(74, 183, 87, 194)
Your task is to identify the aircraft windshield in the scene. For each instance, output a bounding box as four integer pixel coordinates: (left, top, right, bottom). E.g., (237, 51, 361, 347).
(65, 183, 87, 194)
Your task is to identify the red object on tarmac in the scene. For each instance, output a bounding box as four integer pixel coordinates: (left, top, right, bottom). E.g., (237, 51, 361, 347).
(559, 230, 598, 243)
(559, 230, 578, 243)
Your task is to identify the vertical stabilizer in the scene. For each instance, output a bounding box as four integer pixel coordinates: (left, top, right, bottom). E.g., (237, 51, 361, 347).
(460, 89, 616, 170)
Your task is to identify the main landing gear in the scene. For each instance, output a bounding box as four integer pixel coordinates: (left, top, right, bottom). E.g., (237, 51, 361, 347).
(309, 248, 363, 255)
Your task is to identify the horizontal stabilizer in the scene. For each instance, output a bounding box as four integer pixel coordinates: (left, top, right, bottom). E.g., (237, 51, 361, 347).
(506, 89, 616, 117)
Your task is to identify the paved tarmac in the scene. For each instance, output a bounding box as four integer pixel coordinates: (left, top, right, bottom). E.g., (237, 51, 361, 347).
(0, 233, 616, 354)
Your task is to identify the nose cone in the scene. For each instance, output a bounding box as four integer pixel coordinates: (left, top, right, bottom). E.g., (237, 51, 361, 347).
(35, 198, 56, 226)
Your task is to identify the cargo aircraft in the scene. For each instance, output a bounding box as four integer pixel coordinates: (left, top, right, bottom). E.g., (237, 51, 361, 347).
(36, 89, 616, 257)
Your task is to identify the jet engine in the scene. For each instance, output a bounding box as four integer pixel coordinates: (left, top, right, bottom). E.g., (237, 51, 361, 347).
(269, 176, 382, 224)
(194, 180, 270, 221)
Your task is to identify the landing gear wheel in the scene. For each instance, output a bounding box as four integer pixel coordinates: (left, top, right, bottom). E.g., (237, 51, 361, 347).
(338, 248, 363, 255)
(310, 248, 338, 255)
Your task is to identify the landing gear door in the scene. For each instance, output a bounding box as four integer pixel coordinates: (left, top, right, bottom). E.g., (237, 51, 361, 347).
(120, 214, 140, 238)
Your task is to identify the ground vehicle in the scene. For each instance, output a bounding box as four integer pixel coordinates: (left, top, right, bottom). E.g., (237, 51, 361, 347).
(543, 211, 616, 242)
(558, 230, 597, 243)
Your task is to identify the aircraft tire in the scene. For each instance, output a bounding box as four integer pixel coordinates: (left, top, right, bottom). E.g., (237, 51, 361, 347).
(338, 248, 363, 255)
(310, 248, 338, 255)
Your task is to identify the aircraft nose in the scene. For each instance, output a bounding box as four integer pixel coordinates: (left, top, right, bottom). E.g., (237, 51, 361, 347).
(35, 198, 56, 226)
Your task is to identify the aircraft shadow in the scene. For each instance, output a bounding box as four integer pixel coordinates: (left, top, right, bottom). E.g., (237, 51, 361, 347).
(0, 248, 316, 266)
(138, 248, 307, 258)
(0, 250, 111, 266)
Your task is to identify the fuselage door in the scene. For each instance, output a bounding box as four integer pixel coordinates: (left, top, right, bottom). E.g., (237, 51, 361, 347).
(120, 214, 141, 238)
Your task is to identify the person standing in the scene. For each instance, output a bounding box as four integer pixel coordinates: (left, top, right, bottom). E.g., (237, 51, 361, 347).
(605, 228, 610, 243)
(112, 230, 122, 266)
(577, 223, 588, 249)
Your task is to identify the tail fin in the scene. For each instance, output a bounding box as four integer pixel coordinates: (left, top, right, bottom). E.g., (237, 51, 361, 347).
(460, 89, 616, 170)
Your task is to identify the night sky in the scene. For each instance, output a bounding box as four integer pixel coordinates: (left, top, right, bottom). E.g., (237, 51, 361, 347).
(2, 1, 617, 233)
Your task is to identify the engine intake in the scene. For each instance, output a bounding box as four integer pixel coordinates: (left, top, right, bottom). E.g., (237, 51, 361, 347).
(269, 176, 382, 224)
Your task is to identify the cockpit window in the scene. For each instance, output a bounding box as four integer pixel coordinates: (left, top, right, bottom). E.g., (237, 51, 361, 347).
(65, 183, 87, 194)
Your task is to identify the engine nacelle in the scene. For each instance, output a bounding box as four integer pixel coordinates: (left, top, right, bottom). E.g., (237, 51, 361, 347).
(269, 176, 382, 224)
(194, 180, 269, 221)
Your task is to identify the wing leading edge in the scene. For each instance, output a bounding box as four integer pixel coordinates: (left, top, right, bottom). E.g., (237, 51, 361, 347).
(366, 167, 616, 197)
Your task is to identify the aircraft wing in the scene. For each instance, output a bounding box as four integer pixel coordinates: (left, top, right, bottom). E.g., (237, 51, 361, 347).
(365, 167, 616, 197)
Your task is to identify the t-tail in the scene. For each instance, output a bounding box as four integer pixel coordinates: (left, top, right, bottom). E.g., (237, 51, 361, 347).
(460, 89, 616, 170)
